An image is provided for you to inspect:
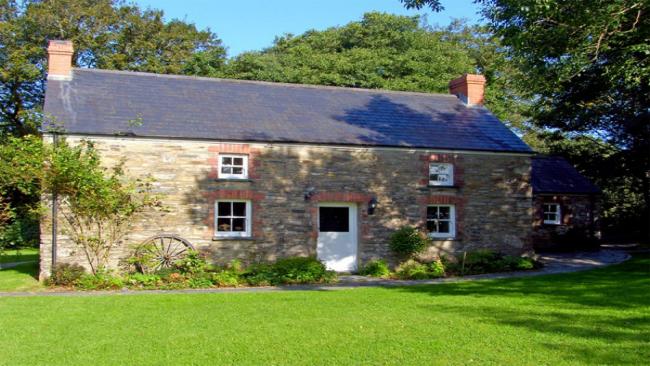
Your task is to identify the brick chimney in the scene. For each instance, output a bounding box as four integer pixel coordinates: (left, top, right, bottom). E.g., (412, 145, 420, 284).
(449, 74, 486, 106)
(47, 40, 74, 80)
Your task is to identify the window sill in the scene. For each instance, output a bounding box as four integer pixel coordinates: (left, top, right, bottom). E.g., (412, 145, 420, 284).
(215, 178, 253, 183)
(426, 185, 461, 189)
(212, 236, 255, 241)
(428, 236, 457, 241)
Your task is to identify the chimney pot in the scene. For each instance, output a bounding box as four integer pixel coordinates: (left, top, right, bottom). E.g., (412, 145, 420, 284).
(449, 73, 486, 106)
(47, 40, 74, 80)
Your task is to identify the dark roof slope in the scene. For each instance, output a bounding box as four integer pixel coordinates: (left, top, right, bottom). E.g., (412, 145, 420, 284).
(532, 156, 600, 194)
(43, 68, 532, 153)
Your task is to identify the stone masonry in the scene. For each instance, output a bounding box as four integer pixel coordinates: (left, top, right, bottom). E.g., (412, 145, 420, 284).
(40, 135, 533, 277)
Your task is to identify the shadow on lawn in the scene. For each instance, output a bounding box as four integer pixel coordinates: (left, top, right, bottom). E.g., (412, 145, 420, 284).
(389, 255, 650, 364)
(0, 261, 39, 280)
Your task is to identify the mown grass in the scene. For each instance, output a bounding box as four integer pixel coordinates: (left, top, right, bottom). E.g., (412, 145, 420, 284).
(0, 261, 42, 292)
(0, 256, 648, 365)
(0, 247, 39, 264)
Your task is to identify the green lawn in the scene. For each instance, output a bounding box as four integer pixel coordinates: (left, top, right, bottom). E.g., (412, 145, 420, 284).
(0, 262, 42, 292)
(0, 247, 39, 264)
(0, 256, 648, 365)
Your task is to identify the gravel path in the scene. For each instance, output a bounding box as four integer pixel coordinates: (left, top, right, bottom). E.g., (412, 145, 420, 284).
(0, 249, 631, 297)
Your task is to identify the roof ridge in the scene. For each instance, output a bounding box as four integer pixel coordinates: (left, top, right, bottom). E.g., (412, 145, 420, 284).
(72, 67, 460, 99)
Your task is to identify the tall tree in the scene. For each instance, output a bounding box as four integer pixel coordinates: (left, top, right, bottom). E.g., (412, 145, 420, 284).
(0, 0, 226, 137)
(477, 0, 649, 240)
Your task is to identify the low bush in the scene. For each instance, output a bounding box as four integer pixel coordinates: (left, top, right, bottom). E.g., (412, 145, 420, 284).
(428, 259, 446, 278)
(49, 263, 86, 286)
(211, 270, 241, 287)
(389, 226, 430, 258)
(125, 273, 162, 288)
(395, 259, 430, 280)
(271, 256, 333, 284)
(173, 250, 208, 274)
(76, 270, 124, 290)
(446, 250, 541, 275)
(359, 259, 391, 278)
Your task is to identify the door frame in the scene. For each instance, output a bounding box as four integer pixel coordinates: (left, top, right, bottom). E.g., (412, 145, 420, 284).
(316, 201, 359, 272)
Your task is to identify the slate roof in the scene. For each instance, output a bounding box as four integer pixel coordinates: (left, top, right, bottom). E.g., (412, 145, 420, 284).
(43, 68, 532, 153)
(532, 156, 600, 194)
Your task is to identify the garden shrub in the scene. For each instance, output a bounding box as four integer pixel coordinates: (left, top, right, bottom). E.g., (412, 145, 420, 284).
(173, 250, 208, 274)
(447, 250, 541, 275)
(211, 270, 241, 287)
(389, 226, 430, 258)
(271, 256, 332, 284)
(428, 258, 446, 278)
(395, 259, 430, 280)
(187, 274, 213, 288)
(49, 263, 86, 286)
(242, 263, 275, 286)
(125, 273, 161, 288)
(359, 259, 391, 278)
(76, 270, 124, 290)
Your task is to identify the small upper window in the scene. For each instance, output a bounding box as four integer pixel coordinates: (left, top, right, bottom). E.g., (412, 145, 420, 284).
(426, 205, 455, 238)
(215, 200, 251, 237)
(218, 154, 248, 179)
(429, 163, 454, 186)
(543, 203, 561, 225)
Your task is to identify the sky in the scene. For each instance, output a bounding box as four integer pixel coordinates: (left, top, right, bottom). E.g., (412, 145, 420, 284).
(134, 0, 481, 57)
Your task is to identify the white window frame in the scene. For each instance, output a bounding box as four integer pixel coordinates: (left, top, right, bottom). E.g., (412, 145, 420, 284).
(429, 163, 454, 186)
(214, 200, 252, 238)
(543, 203, 561, 225)
(218, 154, 249, 179)
(426, 204, 456, 238)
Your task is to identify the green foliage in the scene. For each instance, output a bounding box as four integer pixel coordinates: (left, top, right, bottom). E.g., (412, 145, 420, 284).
(40, 138, 160, 274)
(49, 263, 86, 286)
(359, 259, 391, 278)
(428, 258, 446, 277)
(269, 256, 333, 285)
(1, 0, 226, 137)
(125, 273, 162, 289)
(211, 270, 241, 287)
(479, 0, 650, 240)
(76, 270, 124, 290)
(395, 259, 430, 280)
(389, 226, 430, 258)
(446, 250, 540, 275)
(172, 250, 208, 275)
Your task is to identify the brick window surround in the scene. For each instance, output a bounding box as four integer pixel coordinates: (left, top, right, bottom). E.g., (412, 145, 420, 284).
(207, 143, 261, 180)
(418, 195, 466, 239)
(203, 190, 265, 239)
(419, 153, 464, 187)
(308, 192, 373, 240)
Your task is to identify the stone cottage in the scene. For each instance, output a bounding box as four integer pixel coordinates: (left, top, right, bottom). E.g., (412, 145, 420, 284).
(531, 156, 601, 250)
(40, 40, 593, 276)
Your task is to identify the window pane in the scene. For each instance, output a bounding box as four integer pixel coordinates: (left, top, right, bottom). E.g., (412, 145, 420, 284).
(221, 167, 232, 174)
(438, 221, 450, 233)
(232, 167, 244, 175)
(319, 207, 349, 232)
(438, 206, 450, 219)
(217, 218, 231, 232)
(427, 206, 437, 219)
(233, 157, 244, 166)
(222, 157, 232, 165)
(232, 218, 246, 232)
(218, 202, 231, 216)
(426, 220, 437, 233)
(232, 202, 246, 217)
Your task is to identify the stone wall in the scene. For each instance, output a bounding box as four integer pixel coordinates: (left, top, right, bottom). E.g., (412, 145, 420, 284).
(40, 135, 533, 277)
(531, 194, 600, 251)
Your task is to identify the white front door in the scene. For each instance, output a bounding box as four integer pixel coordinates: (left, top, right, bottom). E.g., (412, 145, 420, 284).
(317, 202, 358, 272)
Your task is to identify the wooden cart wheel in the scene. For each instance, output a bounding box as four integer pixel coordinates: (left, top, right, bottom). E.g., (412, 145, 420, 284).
(135, 234, 195, 272)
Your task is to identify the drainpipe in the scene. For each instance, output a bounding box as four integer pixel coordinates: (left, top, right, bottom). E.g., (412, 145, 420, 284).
(51, 133, 58, 270)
